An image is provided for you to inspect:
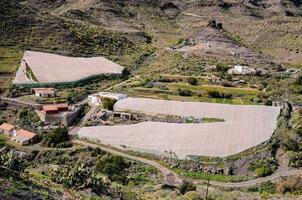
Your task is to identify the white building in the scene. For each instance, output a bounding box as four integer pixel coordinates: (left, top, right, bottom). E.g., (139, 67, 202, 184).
(32, 88, 55, 98)
(88, 92, 127, 106)
(228, 65, 256, 75)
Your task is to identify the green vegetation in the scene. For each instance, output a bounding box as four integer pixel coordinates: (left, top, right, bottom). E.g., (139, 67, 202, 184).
(50, 161, 109, 192)
(178, 88, 193, 96)
(202, 118, 225, 123)
(188, 77, 198, 85)
(0, 151, 25, 171)
(248, 159, 277, 177)
(96, 155, 130, 184)
(0, 134, 8, 147)
(43, 127, 71, 148)
(174, 168, 248, 182)
(179, 181, 196, 195)
(288, 152, 302, 167)
(18, 109, 40, 127)
(101, 98, 117, 111)
(25, 63, 38, 82)
(0, 47, 22, 90)
(247, 181, 276, 194)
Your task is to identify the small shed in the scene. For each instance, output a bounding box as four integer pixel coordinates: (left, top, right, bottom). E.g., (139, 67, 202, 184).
(0, 123, 15, 135)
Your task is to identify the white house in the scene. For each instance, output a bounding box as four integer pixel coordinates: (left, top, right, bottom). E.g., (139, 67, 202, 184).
(32, 88, 55, 98)
(88, 92, 127, 106)
(11, 129, 37, 145)
(228, 65, 256, 75)
(0, 123, 15, 135)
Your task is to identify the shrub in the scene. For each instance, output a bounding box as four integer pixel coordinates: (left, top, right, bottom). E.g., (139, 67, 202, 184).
(289, 152, 302, 167)
(101, 98, 117, 110)
(188, 77, 198, 85)
(216, 63, 229, 73)
(122, 68, 130, 77)
(178, 88, 193, 96)
(179, 181, 196, 195)
(96, 155, 130, 184)
(44, 127, 70, 148)
(207, 91, 221, 98)
(248, 159, 277, 177)
(247, 181, 276, 194)
(276, 176, 302, 194)
(177, 191, 201, 200)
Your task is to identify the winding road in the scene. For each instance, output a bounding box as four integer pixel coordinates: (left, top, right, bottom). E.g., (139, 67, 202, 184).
(73, 139, 302, 188)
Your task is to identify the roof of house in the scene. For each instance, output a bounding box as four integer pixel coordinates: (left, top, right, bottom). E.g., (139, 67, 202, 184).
(16, 129, 36, 139)
(56, 103, 68, 109)
(0, 123, 15, 131)
(43, 105, 59, 112)
(42, 103, 68, 112)
(33, 88, 55, 94)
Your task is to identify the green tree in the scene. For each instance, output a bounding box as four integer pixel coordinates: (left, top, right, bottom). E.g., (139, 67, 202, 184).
(188, 77, 198, 85)
(44, 126, 70, 147)
(101, 98, 117, 110)
(178, 88, 193, 96)
(96, 155, 130, 184)
(179, 181, 196, 195)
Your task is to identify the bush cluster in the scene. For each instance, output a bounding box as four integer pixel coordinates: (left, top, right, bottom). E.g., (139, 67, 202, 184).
(248, 158, 277, 177)
(102, 97, 117, 110)
(178, 89, 193, 96)
(43, 127, 70, 148)
(207, 91, 232, 99)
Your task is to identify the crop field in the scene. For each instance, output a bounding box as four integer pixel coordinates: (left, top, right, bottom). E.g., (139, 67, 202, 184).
(0, 47, 22, 89)
(13, 51, 124, 85)
(78, 98, 280, 158)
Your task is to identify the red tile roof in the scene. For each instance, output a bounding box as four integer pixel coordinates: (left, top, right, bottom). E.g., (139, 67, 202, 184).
(0, 123, 15, 131)
(16, 129, 36, 139)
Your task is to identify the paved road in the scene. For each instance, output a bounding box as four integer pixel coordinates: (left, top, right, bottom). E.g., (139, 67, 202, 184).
(73, 139, 302, 188)
(69, 105, 97, 135)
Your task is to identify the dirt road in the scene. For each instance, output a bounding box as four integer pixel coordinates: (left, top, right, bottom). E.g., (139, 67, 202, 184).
(73, 139, 183, 187)
(73, 139, 302, 188)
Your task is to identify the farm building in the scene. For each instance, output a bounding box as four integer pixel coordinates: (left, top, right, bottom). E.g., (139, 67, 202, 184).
(13, 51, 124, 86)
(37, 103, 81, 126)
(32, 88, 55, 98)
(88, 92, 127, 106)
(11, 129, 37, 145)
(78, 97, 280, 158)
(42, 103, 69, 114)
(228, 65, 256, 75)
(0, 123, 15, 135)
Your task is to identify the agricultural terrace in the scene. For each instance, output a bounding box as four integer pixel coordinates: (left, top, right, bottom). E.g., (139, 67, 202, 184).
(13, 51, 124, 86)
(78, 98, 280, 158)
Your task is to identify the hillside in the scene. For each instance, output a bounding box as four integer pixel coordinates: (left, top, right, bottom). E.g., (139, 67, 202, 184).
(1, 1, 302, 200)
(0, 0, 301, 70)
